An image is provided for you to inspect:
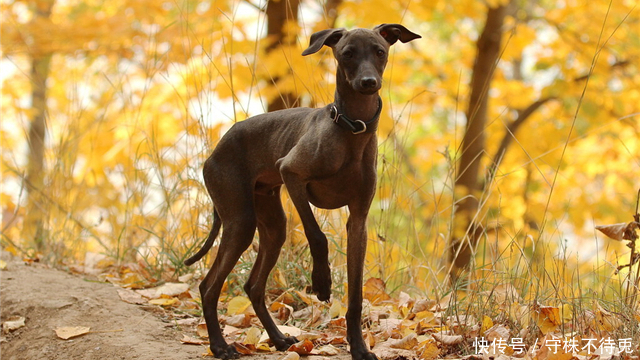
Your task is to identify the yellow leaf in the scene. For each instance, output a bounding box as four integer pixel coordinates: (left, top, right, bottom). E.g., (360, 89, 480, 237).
(256, 342, 272, 352)
(534, 306, 561, 334)
(329, 299, 346, 318)
(595, 303, 622, 331)
(227, 296, 252, 315)
(197, 323, 208, 338)
(0, 260, 6, 270)
(148, 297, 178, 306)
(121, 272, 147, 289)
(481, 315, 493, 333)
(269, 301, 286, 312)
(259, 325, 302, 343)
(419, 341, 440, 360)
(561, 304, 573, 323)
(55, 326, 90, 340)
(243, 327, 262, 345)
(363, 278, 391, 305)
(389, 333, 418, 350)
(273, 268, 288, 288)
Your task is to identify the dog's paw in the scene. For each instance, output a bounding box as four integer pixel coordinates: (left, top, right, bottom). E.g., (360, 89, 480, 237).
(351, 349, 379, 360)
(311, 265, 332, 302)
(272, 336, 299, 351)
(211, 343, 240, 360)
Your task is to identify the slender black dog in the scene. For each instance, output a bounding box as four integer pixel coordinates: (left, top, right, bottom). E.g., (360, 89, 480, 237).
(185, 24, 420, 360)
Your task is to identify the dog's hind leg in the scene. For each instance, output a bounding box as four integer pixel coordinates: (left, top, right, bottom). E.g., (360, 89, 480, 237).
(243, 188, 298, 350)
(199, 191, 257, 359)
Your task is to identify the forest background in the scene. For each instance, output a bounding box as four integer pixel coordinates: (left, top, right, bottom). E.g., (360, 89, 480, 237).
(1, 0, 640, 323)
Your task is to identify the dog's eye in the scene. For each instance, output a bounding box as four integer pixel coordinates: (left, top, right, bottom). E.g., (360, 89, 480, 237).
(376, 49, 386, 57)
(343, 50, 353, 59)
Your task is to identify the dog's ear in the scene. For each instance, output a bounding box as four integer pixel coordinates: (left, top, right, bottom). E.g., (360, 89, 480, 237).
(374, 24, 421, 45)
(302, 28, 346, 56)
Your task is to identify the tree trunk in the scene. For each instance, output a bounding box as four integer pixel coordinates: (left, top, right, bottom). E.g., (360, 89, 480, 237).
(265, 0, 301, 112)
(23, 1, 55, 251)
(450, 4, 508, 277)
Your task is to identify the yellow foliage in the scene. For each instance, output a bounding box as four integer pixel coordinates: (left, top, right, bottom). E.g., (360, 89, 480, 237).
(1, 0, 639, 307)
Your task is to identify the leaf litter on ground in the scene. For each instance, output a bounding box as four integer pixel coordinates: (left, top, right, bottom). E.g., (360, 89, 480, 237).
(75, 253, 639, 360)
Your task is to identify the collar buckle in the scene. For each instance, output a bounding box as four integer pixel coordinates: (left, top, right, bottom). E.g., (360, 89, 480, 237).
(351, 120, 367, 134)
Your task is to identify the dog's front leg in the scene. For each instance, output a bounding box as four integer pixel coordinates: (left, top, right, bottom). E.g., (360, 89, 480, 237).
(278, 156, 332, 302)
(345, 205, 378, 360)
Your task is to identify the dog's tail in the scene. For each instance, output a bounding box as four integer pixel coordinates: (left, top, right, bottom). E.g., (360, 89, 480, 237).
(184, 210, 221, 266)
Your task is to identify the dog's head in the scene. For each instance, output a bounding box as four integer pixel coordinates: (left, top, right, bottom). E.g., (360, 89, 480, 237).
(302, 24, 421, 95)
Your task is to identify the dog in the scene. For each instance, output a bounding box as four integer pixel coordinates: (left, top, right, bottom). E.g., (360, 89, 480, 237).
(185, 24, 420, 360)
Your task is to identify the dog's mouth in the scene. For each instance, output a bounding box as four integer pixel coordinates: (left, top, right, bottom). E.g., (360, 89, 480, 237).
(358, 88, 380, 95)
(352, 83, 381, 95)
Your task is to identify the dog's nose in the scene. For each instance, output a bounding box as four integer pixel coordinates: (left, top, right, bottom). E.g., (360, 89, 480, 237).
(360, 77, 379, 90)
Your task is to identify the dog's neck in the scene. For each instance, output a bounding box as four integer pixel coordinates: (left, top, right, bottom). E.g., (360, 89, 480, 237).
(333, 69, 381, 131)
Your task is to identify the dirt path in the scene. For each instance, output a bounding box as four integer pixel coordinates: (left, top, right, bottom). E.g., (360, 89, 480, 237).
(0, 259, 210, 360)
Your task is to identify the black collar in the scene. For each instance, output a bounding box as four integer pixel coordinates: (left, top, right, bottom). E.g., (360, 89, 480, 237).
(329, 97, 382, 134)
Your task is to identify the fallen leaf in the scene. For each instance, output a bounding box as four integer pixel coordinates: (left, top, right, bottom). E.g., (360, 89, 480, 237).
(197, 322, 209, 338)
(273, 268, 288, 288)
(419, 341, 440, 360)
(485, 324, 510, 341)
(363, 278, 391, 304)
(269, 301, 287, 312)
(227, 296, 252, 315)
(534, 305, 561, 334)
(298, 331, 323, 341)
(398, 292, 414, 317)
(595, 302, 622, 331)
(120, 272, 147, 289)
(223, 325, 241, 336)
(233, 342, 253, 355)
(281, 351, 300, 360)
(329, 299, 346, 318)
(181, 334, 209, 345)
(178, 273, 193, 282)
(2, 316, 25, 333)
(276, 304, 293, 323)
(287, 339, 314, 355)
(0, 260, 7, 270)
(256, 342, 272, 352)
(148, 297, 178, 307)
(510, 302, 530, 328)
(372, 344, 417, 360)
(430, 293, 452, 312)
(366, 329, 376, 349)
(411, 299, 435, 314)
(481, 315, 493, 333)
(313, 344, 340, 356)
(389, 333, 418, 350)
(294, 290, 314, 305)
(225, 314, 251, 328)
(259, 325, 302, 343)
(243, 327, 262, 345)
(379, 318, 402, 338)
(117, 289, 146, 305)
(432, 332, 463, 345)
(154, 282, 189, 297)
(534, 334, 573, 360)
(55, 326, 91, 340)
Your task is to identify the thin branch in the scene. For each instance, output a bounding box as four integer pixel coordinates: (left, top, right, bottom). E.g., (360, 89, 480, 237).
(487, 96, 557, 178)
